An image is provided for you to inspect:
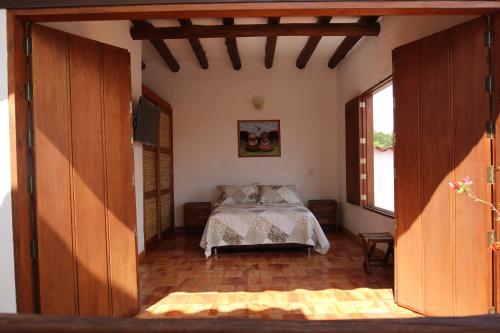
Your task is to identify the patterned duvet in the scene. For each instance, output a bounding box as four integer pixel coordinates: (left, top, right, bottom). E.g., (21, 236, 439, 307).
(200, 203, 330, 258)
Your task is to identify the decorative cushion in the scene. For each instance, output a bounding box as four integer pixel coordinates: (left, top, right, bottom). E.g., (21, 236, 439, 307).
(258, 185, 301, 204)
(216, 184, 259, 205)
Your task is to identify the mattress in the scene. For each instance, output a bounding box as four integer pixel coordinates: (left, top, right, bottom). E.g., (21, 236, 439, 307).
(200, 203, 330, 258)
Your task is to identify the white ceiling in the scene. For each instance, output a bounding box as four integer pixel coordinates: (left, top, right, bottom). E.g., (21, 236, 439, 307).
(142, 16, 364, 70)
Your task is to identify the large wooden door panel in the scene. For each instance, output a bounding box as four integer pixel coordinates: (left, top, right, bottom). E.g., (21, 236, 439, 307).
(393, 41, 423, 314)
(31, 24, 138, 317)
(69, 34, 111, 317)
(394, 17, 492, 316)
(451, 18, 491, 316)
(31, 25, 77, 316)
(495, 12, 500, 315)
(419, 30, 454, 316)
(102, 44, 139, 317)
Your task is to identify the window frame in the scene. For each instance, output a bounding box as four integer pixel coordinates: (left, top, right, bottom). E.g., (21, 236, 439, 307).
(360, 76, 395, 218)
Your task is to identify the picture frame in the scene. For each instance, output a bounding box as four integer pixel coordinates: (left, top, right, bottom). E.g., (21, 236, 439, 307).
(238, 120, 281, 157)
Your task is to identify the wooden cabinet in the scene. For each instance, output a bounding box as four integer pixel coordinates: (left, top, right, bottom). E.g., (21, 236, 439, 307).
(184, 202, 211, 233)
(308, 200, 338, 231)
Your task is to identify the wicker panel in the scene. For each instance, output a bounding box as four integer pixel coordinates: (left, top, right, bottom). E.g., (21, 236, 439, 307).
(159, 153, 171, 190)
(159, 112, 170, 148)
(160, 193, 172, 232)
(144, 198, 158, 241)
(143, 149, 157, 193)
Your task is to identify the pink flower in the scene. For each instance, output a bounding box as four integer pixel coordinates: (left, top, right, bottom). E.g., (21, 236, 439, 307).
(462, 176, 473, 186)
(449, 181, 459, 190)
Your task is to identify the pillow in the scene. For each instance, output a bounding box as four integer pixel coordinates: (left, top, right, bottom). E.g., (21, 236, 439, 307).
(258, 185, 301, 204)
(216, 183, 259, 205)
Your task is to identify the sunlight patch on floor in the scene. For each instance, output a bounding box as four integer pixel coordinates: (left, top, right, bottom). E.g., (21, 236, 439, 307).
(137, 287, 418, 320)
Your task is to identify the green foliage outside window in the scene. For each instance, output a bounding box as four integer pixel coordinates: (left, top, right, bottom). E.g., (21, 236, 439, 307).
(373, 131, 394, 150)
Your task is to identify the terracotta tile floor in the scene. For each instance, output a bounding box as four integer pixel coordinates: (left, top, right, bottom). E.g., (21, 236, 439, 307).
(137, 230, 418, 320)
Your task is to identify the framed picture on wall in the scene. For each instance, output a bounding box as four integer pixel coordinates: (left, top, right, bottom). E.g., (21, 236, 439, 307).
(238, 120, 281, 157)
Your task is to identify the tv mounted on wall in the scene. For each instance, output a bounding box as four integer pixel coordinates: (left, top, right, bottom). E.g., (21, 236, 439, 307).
(134, 97, 161, 146)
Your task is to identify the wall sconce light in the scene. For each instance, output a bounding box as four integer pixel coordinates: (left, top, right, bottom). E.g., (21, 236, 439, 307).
(252, 96, 265, 110)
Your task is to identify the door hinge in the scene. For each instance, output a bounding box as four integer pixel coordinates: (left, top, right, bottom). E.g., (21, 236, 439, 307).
(30, 239, 37, 259)
(359, 101, 366, 109)
(26, 130, 34, 148)
(28, 175, 35, 194)
(485, 30, 493, 49)
(487, 120, 495, 139)
(489, 306, 496, 315)
(24, 83, 32, 102)
(360, 138, 366, 145)
(361, 194, 367, 201)
(360, 173, 367, 180)
(24, 36, 32, 57)
(486, 75, 494, 94)
(360, 158, 366, 165)
(488, 230, 496, 247)
(487, 166, 496, 184)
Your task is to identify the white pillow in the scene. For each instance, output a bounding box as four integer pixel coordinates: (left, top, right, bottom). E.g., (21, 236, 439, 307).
(216, 183, 259, 205)
(259, 185, 301, 204)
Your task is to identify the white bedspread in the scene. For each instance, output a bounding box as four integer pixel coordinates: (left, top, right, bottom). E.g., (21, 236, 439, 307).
(200, 203, 330, 258)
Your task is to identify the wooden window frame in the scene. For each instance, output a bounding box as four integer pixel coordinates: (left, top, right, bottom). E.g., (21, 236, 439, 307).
(360, 76, 394, 218)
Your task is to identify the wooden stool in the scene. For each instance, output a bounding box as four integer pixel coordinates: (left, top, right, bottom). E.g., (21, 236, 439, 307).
(359, 232, 394, 275)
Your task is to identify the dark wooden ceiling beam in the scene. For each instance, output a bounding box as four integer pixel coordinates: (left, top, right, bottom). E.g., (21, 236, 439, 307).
(130, 22, 381, 40)
(296, 16, 332, 69)
(178, 18, 209, 69)
(328, 16, 380, 69)
(264, 17, 280, 69)
(131, 20, 180, 72)
(222, 17, 241, 70)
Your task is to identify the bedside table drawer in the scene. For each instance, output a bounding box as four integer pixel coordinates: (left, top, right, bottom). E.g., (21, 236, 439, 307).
(311, 204, 336, 216)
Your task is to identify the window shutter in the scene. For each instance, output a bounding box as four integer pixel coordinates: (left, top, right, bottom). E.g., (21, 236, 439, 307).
(345, 96, 363, 206)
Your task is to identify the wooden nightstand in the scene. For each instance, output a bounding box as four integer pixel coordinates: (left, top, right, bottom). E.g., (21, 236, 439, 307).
(184, 202, 211, 233)
(308, 200, 338, 232)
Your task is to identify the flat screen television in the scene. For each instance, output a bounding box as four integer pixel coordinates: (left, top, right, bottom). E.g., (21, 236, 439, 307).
(134, 97, 161, 146)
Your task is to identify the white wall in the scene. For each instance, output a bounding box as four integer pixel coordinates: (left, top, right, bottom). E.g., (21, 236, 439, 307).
(142, 56, 339, 225)
(336, 15, 473, 236)
(42, 21, 145, 253)
(0, 9, 18, 313)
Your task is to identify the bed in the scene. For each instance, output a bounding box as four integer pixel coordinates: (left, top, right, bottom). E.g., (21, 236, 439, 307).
(200, 202, 330, 258)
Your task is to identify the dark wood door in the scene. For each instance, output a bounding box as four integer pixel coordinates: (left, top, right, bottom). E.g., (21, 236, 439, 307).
(31, 24, 139, 317)
(394, 17, 492, 316)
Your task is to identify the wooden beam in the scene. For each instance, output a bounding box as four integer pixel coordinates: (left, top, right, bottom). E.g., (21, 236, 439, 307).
(222, 17, 241, 70)
(328, 16, 380, 69)
(131, 20, 180, 72)
(9, 2, 500, 22)
(2, 313, 500, 333)
(264, 17, 280, 69)
(296, 16, 332, 69)
(178, 18, 209, 69)
(130, 22, 380, 40)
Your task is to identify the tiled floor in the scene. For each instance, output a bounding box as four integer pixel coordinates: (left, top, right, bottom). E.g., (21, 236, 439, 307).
(137, 230, 418, 320)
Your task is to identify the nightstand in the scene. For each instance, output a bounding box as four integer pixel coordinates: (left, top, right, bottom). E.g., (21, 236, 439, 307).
(308, 200, 338, 232)
(184, 202, 211, 233)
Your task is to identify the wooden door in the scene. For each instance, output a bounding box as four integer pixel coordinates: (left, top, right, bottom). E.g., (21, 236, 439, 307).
(494, 12, 500, 314)
(142, 86, 174, 250)
(31, 24, 138, 317)
(394, 17, 492, 316)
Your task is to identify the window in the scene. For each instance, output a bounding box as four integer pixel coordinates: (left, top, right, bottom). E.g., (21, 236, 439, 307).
(364, 82, 394, 215)
(344, 77, 394, 217)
